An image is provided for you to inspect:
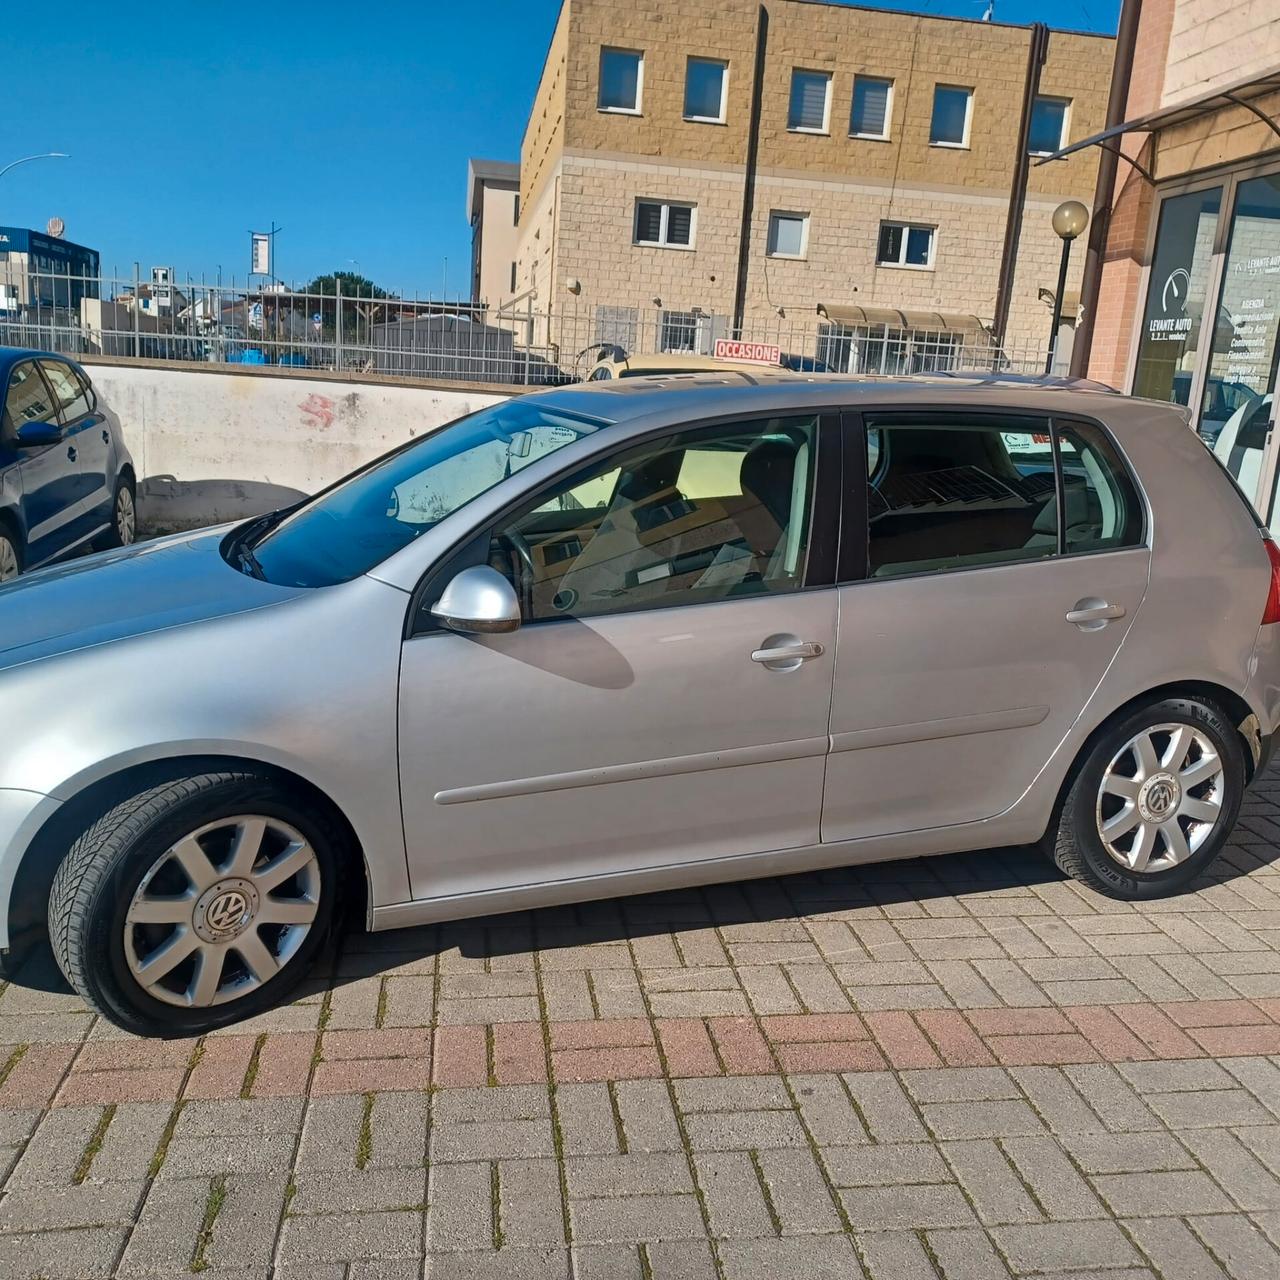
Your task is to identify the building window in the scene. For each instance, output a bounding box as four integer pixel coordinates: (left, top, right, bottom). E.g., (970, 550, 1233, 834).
(788, 69, 831, 133)
(850, 75, 893, 139)
(509, 262, 518, 293)
(1028, 96, 1070, 155)
(599, 47, 643, 113)
(929, 85, 972, 147)
(876, 222, 935, 269)
(513, 194, 520, 224)
(767, 211, 809, 259)
(660, 310, 700, 351)
(635, 199, 696, 249)
(685, 57, 728, 123)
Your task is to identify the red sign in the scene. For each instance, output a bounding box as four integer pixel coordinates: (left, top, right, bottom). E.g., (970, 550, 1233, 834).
(713, 338, 782, 366)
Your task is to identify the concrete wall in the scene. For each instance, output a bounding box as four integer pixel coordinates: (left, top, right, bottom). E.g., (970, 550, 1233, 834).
(80, 359, 508, 530)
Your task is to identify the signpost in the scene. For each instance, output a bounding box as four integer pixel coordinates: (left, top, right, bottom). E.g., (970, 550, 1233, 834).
(713, 338, 782, 365)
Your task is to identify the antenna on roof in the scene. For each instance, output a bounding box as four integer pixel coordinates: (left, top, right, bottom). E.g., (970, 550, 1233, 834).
(981, 0, 994, 19)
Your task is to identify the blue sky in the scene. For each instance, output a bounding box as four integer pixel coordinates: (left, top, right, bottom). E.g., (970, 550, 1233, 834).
(2, 0, 1118, 296)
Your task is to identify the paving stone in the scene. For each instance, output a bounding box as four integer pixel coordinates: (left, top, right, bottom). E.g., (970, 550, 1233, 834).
(612, 1079, 683, 1152)
(290, 1168, 426, 1215)
(682, 1108, 807, 1150)
(0, 1225, 129, 1278)
(693, 1150, 774, 1237)
(208, 1172, 289, 1273)
(920, 1100, 1045, 1140)
(993, 1221, 1142, 1272)
(1000, 1135, 1107, 1217)
(494, 1158, 563, 1248)
(1063, 1131, 1198, 1175)
(1189, 1213, 1280, 1279)
(790, 1074, 870, 1145)
(924, 1227, 1013, 1280)
(566, 1152, 693, 1198)
(859, 1230, 943, 1280)
(1147, 1088, 1275, 1130)
(116, 1176, 210, 1275)
(841, 1072, 929, 1141)
(717, 1233, 864, 1280)
(1126, 1216, 1236, 1280)
(941, 1140, 1041, 1224)
(754, 1146, 843, 1233)
(0, 1178, 146, 1231)
(823, 1142, 950, 1187)
(841, 1181, 976, 1230)
(427, 1161, 492, 1251)
(1181, 1128, 1280, 1211)
(569, 1193, 706, 1243)
(278, 1209, 424, 1263)
(901, 1066, 1018, 1104)
(555, 1082, 622, 1155)
(424, 1247, 571, 1279)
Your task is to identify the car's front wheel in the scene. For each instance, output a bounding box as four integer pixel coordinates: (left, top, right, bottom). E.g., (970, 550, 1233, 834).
(1047, 696, 1245, 899)
(49, 770, 345, 1037)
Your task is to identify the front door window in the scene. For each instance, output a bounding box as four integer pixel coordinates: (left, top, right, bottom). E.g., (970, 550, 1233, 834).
(489, 417, 820, 621)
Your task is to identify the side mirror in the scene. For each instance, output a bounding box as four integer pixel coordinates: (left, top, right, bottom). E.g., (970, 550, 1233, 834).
(430, 565, 522, 635)
(15, 421, 62, 448)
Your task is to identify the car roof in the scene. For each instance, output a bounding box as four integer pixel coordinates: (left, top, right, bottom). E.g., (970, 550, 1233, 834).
(525, 371, 1179, 434)
(0, 347, 81, 378)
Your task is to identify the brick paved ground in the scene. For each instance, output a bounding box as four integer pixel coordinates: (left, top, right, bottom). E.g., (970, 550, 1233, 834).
(5, 776, 1280, 1275)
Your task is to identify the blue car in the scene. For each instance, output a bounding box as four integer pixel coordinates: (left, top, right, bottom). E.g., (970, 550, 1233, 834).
(0, 349, 135, 581)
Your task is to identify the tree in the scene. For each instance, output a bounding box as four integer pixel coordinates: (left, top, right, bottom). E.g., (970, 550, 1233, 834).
(302, 271, 391, 300)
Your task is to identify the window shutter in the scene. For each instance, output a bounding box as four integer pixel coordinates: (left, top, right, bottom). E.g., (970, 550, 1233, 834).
(635, 202, 663, 243)
(666, 205, 693, 245)
(853, 78, 890, 135)
(790, 73, 828, 130)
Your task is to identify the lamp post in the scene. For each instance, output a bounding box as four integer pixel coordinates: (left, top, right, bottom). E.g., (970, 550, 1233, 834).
(0, 152, 70, 183)
(1045, 199, 1089, 376)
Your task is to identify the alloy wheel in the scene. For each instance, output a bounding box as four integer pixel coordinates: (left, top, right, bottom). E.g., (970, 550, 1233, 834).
(116, 486, 136, 545)
(123, 815, 321, 1007)
(1095, 722, 1225, 873)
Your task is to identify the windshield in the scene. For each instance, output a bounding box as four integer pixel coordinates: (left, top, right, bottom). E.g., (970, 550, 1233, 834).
(242, 399, 604, 587)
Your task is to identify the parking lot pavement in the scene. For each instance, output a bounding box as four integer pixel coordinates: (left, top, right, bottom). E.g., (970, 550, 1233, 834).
(5, 783, 1280, 1277)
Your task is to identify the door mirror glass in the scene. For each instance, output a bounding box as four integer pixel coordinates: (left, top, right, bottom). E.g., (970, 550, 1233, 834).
(15, 420, 62, 448)
(430, 565, 522, 634)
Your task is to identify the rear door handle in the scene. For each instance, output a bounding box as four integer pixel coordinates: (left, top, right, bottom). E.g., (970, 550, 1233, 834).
(1066, 598, 1125, 630)
(66, 445, 77, 463)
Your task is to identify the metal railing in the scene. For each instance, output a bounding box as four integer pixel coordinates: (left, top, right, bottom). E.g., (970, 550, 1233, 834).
(0, 264, 1050, 387)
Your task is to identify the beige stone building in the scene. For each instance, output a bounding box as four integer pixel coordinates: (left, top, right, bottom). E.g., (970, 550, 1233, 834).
(466, 160, 521, 309)
(501, 0, 1113, 374)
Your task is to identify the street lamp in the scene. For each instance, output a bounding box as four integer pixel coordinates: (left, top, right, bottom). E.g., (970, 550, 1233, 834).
(1044, 199, 1089, 376)
(0, 152, 70, 183)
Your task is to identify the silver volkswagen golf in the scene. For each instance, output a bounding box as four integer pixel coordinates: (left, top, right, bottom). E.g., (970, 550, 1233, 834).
(1, 375, 1277, 1036)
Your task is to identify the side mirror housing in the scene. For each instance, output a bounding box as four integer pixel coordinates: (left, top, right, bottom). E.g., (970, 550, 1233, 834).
(15, 421, 62, 448)
(430, 565, 522, 635)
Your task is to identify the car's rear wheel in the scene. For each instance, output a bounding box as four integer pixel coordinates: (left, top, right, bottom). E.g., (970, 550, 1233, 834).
(0, 527, 20, 582)
(1047, 697, 1244, 899)
(49, 770, 345, 1037)
(95, 476, 136, 550)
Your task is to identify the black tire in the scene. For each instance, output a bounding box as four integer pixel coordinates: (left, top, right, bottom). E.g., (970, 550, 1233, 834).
(48, 770, 346, 1037)
(1047, 696, 1245, 900)
(94, 475, 136, 551)
(0, 524, 20, 582)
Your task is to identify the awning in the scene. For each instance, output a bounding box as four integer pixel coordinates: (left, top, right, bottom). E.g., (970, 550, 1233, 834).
(816, 304, 991, 334)
(1034, 66, 1280, 180)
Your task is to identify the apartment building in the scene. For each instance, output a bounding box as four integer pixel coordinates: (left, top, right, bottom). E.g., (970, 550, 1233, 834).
(505, 0, 1113, 373)
(466, 159, 521, 308)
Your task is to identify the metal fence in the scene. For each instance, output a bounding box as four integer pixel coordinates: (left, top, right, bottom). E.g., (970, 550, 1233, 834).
(0, 264, 1050, 387)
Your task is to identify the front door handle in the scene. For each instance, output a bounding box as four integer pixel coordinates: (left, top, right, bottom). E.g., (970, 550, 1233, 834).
(66, 445, 77, 463)
(102, 429, 110, 444)
(1066, 598, 1125, 630)
(751, 637, 825, 671)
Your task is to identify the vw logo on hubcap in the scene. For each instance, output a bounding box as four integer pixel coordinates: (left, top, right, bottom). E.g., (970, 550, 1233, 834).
(1138, 772, 1180, 822)
(192, 878, 259, 942)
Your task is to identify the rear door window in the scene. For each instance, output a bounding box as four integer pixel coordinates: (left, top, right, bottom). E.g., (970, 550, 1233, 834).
(862, 412, 1141, 578)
